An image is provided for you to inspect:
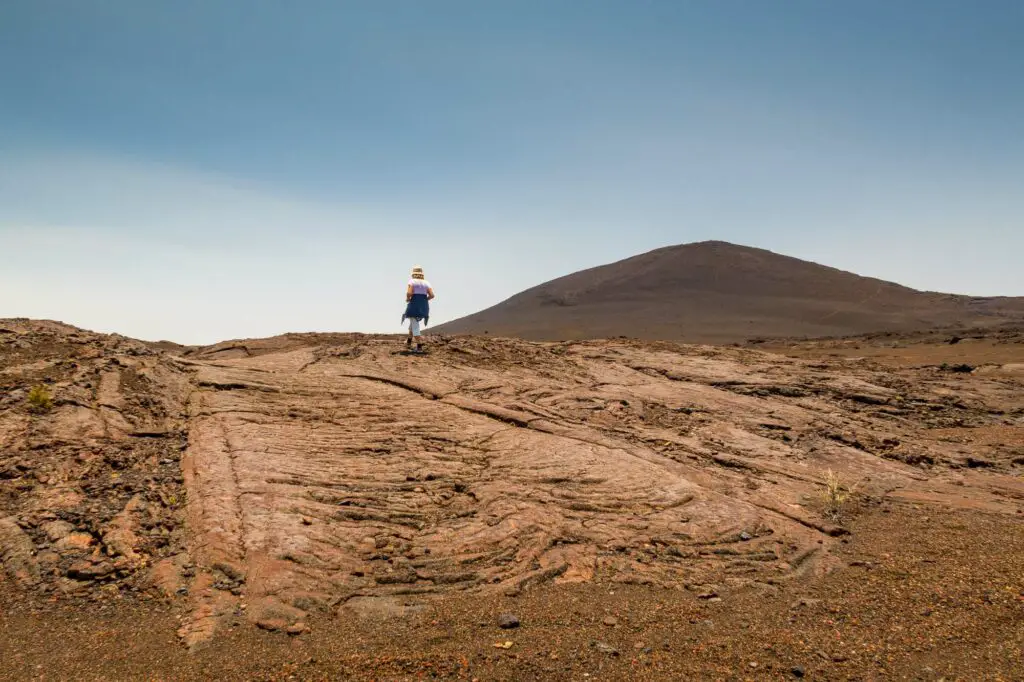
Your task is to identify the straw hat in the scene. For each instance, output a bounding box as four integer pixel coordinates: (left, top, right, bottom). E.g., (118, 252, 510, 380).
(411, 265, 425, 279)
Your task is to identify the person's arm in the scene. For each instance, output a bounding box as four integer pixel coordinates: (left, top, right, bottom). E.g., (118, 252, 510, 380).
(427, 287, 435, 301)
(406, 284, 414, 302)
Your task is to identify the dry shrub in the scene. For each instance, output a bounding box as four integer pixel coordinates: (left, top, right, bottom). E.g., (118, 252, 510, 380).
(27, 384, 54, 412)
(819, 468, 858, 522)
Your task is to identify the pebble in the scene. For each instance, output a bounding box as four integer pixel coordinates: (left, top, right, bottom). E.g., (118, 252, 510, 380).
(791, 666, 806, 678)
(497, 613, 520, 629)
(602, 615, 618, 627)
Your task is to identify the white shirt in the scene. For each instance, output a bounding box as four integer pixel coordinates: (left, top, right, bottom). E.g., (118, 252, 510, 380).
(408, 279, 432, 295)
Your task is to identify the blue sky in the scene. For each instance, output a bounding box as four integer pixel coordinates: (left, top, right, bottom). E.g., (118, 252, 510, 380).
(2, 1, 1022, 343)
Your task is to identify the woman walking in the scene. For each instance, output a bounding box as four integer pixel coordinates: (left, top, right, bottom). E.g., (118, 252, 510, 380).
(402, 265, 435, 352)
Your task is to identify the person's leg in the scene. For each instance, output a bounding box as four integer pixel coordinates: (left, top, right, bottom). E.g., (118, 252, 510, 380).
(410, 318, 424, 351)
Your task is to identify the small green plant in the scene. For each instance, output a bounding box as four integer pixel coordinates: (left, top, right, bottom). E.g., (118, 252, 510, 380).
(818, 469, 857, 523)
(27, 384, 54, 412)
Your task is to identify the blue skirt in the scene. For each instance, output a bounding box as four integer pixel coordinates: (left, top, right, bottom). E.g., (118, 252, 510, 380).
(402, 294, 430, 326)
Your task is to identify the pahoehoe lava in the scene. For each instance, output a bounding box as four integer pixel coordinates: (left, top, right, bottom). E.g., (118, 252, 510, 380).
(1, 320, 1022, 649)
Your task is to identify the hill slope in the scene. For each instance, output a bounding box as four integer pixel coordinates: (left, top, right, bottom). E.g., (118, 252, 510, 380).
(433, 241, 1024, 342)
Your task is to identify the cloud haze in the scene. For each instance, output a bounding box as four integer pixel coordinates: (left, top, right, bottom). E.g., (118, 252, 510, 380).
(2, 1, 1022, 343)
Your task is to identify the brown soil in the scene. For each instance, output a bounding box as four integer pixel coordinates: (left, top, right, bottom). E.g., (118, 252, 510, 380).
(1, 319, 1022, 680)
(3, 508, 1021, 681)
(753, 326, 1024, 369)
(433, 241, 1024, 343)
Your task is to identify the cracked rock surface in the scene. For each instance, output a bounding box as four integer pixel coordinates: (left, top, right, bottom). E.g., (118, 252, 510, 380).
(2, 320, 1021, 649)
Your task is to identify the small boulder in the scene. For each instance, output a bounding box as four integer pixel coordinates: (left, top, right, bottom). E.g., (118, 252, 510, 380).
(256, 618, 288, 632)
(41, 520, 75, 542)
(55, 532, 94, 552)
(66, 560, 115, 580)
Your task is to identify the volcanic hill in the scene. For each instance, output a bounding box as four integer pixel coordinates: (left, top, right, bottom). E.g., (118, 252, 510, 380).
(433, 241, 1024, 343)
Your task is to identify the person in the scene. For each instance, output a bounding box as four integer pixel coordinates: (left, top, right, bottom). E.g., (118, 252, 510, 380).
(402, 265, 435, 352)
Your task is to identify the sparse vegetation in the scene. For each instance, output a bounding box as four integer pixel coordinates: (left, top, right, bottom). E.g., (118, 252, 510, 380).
(939, 362, 974, 373)
(27, 384, 54, 412)
(818, 469, 857, 522)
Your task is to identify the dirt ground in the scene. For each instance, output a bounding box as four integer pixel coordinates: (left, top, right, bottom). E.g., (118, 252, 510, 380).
(753, 327, 1024, 368)
(2, 505, 1022, 681)
(1, 319, 1022, 680)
